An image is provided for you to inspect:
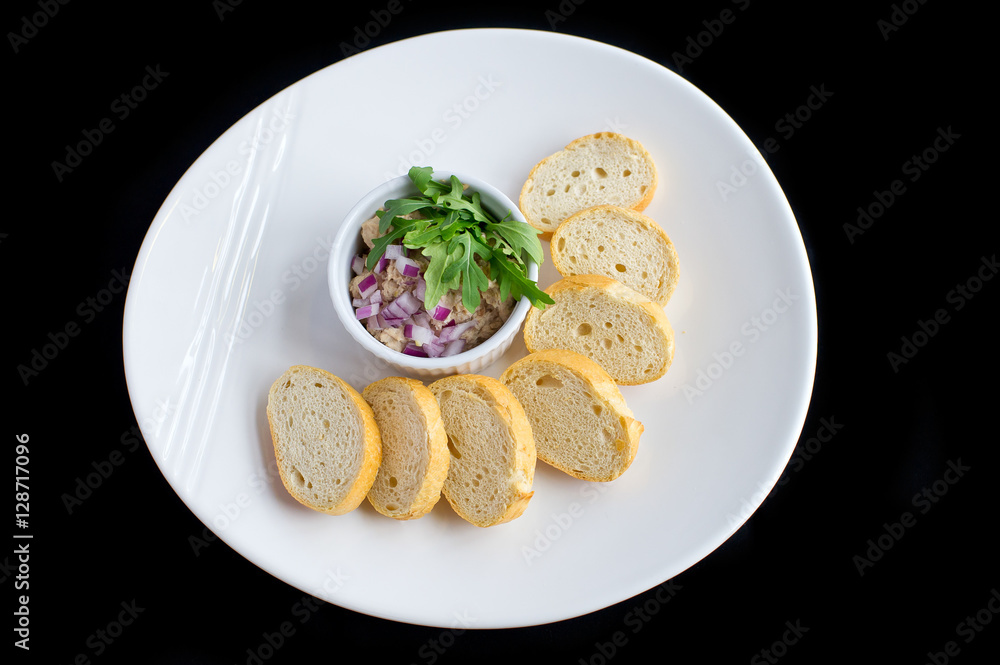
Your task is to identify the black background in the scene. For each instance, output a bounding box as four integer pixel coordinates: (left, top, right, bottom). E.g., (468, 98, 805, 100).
(6, 1, 996, 663)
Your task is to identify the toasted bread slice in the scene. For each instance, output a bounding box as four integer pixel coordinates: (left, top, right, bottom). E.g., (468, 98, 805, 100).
(267, 365, 381, 515)
(428, 375, 536, 527)
(551, 205, 679, 306)
(501, 349, 643, 482)
(519, 132, 657, 238)
(523, 274, 674, 385)
(362, 377, 448, 520)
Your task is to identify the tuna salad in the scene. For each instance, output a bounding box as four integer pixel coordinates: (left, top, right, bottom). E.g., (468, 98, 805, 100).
(350, 215, 515, 357)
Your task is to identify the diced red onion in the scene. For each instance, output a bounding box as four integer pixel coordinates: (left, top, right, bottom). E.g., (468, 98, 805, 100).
(439, 320, 476, 343)
(430, 304, 451, 322)
(414, 277, 427, 301)
(369, 290, 382, 305)
(373, 256, 388, 274)
(384, 244, 404, 260)
(404, 324, 436, 345)
(352, 297, 369, 308)
(375, 313, 388, 329)
(395, 256, 421, 278)
(355, 303, 380, 320)
(402, 343, 427, 357)
(358, 273, 378, 298)
(351, 255, 365, 276)
(423, 340, 445, 358)
(412, 311, 430, 328)
(441, 339, 466, 357)
(394, 291, 422, 316)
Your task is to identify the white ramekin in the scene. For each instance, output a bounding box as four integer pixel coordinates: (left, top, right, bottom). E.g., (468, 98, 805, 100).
(328, 171, 537, 379)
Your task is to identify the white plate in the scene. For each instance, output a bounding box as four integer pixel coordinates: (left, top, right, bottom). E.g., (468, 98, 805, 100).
(123, 28, 816, 628)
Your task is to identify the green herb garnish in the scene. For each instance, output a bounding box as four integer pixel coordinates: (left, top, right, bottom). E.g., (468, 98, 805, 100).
(365, 166, 554, 313)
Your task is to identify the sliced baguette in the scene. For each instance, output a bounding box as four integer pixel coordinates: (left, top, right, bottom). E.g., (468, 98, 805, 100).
(362, 377, 448, 520)
(519, 132, 657, 238)
(501, 349, 643, 482)
(267, 365, 381, 515)
(523, 274, 674, 385)
(551, 205, 679, 306)
(428, 375, 536, 527)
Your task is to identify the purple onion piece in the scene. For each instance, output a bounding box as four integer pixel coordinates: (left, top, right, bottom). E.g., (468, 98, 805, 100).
(352, 297, 370, 308)
(394, 291, 422, 316)
(414, 277, 427, 302)
(356, 305, 380, 321)
(381, 298, 406, 320)
(355, 302, 380, 320)
(438, 320, 476, 343)
(374, 256, 388, 274)
(385, 244, 404, 260)
(395, 256, 421, 278)
(358, 273, 378, 298)
(351, 255, 365, 276)
(423, 340, 445, 358)
(402, 343, 427, 358)
(441, 339, 466, 357)
(369, 290, 383, 305)
(404, 324, 436, 345)
(430, 304, 451, 322)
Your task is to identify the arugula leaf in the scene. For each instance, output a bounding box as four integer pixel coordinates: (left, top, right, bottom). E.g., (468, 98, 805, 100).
(441, 233, 492, 312)
(419, 239, 460, 311)
(486, 216, 544, 267)
(366, 167, 551, 311)
(490, 252, 554, 307)
(378, 197, 432, 233)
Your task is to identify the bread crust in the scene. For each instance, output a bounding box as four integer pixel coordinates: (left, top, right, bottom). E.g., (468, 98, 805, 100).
(429, 374, 536, 527)
(519, 132, 658, 237)
(501, 349, 643, 481)
(523, 274, 675, 385)
(362, 376, 449, 520)
(267, 365, 382, 515)
(550, 204, 679, 306)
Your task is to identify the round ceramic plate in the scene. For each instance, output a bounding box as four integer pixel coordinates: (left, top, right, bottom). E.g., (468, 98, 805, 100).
(123, 28, 816, 628)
